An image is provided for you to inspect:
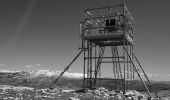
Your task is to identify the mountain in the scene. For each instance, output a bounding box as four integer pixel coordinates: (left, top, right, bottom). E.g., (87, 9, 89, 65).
(28, 69, 84, 78)
(0, 69, 84, 89)
(0, 69, 170, 91)
(0, 69, 84, 79)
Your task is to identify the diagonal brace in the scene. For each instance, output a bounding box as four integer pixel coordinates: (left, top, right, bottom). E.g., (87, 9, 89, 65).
(53, 50, 83, 85)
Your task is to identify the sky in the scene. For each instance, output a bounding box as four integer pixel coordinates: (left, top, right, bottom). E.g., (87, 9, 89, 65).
(0, 0, 169, 81)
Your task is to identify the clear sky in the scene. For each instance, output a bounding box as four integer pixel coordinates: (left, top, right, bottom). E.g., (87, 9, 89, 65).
(0, 0, 169, 81)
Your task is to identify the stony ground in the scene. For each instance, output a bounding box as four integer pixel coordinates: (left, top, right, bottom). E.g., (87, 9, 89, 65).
(0, 85, 169, 100)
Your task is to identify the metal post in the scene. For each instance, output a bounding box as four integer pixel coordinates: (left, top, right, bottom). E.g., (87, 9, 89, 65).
(127, 42, 129, 90)
(90, 42, 92, 89)
(123, 2, 126, 93)
(124, 47, 152, 97)
(87, 41, 90, 87)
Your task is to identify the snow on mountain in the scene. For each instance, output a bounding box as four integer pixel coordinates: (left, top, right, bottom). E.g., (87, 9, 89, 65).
(0, 70, 19, 73)
(28, 69, 60, 76)
(28, 69, 84, 78)
(25, 64, 41, 68)
(64, 72, 84, 78)
(0, 69, 84, 79)
(0, 85, 34, 91)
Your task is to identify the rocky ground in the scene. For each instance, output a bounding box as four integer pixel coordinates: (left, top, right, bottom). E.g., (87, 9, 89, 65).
(0, 85, 169, 100)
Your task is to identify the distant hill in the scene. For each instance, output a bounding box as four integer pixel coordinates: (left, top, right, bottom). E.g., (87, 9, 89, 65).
(0, 70, 83, 89)
(0, 70, 170, 92)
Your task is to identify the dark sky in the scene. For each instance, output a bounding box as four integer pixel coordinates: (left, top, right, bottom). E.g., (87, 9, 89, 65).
(0, 0, 169, 81)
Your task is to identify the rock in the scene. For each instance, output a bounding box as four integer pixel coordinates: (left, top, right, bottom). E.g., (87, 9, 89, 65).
(68, 97, 80, 100)
(75, 88, 89, 93)
(114, 94, 122, 100)
(125, 90, 135, 96)
(137, 95, 143, 100)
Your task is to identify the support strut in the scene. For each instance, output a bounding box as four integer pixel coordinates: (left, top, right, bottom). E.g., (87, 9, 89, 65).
(123, 47, 152, 97)
(52, 50, 83, 86)
(133, 53, 160, 99)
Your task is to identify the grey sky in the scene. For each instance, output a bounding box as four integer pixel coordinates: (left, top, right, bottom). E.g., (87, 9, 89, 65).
(0, 0, 169, 81)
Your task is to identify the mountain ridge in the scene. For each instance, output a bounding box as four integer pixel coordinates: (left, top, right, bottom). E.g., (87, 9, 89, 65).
(0, 69, 84, 79)
(0, 69, 170, 91)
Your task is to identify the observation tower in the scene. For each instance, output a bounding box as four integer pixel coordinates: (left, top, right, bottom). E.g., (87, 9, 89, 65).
(81, 3, 134, 91)
(54, 3, 160, 99)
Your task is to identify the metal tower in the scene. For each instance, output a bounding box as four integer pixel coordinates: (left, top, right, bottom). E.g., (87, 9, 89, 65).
(80, 3, 153, 96)
(53, 3, 160, 99)
(80, 3, 134, 91)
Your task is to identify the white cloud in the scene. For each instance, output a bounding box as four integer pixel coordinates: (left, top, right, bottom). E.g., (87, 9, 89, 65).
(0, 70, 19, 73)
(63, 72, 85, 78)
(25, 64, 41, 68)
(29, 69, 86, 78)
(29, 69, 57, 76)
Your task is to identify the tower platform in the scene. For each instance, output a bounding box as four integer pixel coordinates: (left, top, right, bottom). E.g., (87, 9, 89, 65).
(85, 33, 133, 46)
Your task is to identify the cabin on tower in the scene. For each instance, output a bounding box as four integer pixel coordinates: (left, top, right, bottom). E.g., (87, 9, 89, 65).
(83, 3, 134, 47)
